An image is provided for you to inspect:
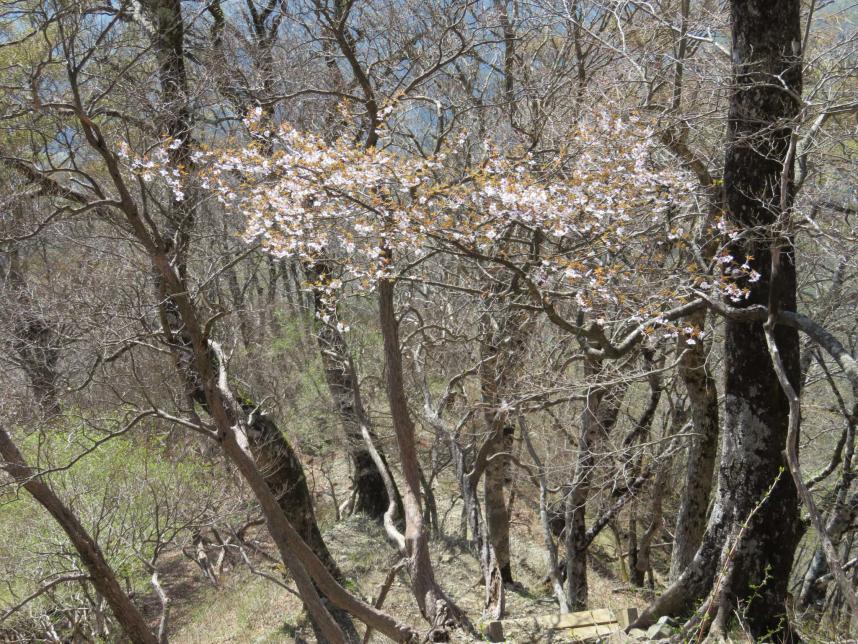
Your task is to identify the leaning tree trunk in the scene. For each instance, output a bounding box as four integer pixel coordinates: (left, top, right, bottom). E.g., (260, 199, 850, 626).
(307, 260, 401, 521)
(143, 2, 349, 637)
(634, 1, 803, 638)
(0, 426, 157, 644)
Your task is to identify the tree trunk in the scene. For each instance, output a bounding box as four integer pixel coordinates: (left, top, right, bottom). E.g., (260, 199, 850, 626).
(245, 411, 345, 580)
(0, 426, 157, 644)
(565, 356, 626, 611)
(378, 275, 469, 638)
(633, 467, 667, 589)
(635, 1, 803, 638)
(143, 3, 349, 636)
(670, 308, 719, 581)
(479, 305, 528, 585)
(625, 350, 665, 588)
(307, 260, 401, 521)
(711, 0, 803, 633)
(483, 425, 514, 583)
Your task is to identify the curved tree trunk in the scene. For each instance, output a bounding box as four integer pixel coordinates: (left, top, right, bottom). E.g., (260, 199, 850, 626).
(0, 427, 157, 644)
(244, 411, 345, 580)
(143, 2, 349, 637)
(378, 275, 470, 637)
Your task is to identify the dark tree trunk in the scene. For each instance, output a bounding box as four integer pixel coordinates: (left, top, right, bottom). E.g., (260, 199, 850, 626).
(635, 1, 803, 638)
(483, 425, 514, 583)
(714, 0, 803, 633)
(565, 356, 626, 611)
(244, 411, 344, 580)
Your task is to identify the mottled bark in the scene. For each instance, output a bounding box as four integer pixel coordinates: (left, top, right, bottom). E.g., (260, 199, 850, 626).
(713, 0, 803, 633)
(483, 426, 514, 582)
(0, 427, 157, 644)
(670, 308, 719, 581)
(245, 411, 344, 579)
(635, 1, 803, 638)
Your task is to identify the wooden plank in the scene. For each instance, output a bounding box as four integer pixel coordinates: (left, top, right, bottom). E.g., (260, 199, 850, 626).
(614, 606, 639, 629)
(569, 622, 618, 639)
(503, 608, 616, 630)
(487, 607, 637, 641)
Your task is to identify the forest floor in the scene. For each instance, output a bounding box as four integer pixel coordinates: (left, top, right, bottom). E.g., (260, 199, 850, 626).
(161, 505, 650, 643)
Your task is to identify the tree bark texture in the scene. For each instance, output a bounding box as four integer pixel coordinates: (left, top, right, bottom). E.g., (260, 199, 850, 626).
(715, 0, 803, 633)
(670, 308, 719, 581)
(635, 2, 804, 638)
(478, 303, 530, 584)
(378, 276, 467, 638)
